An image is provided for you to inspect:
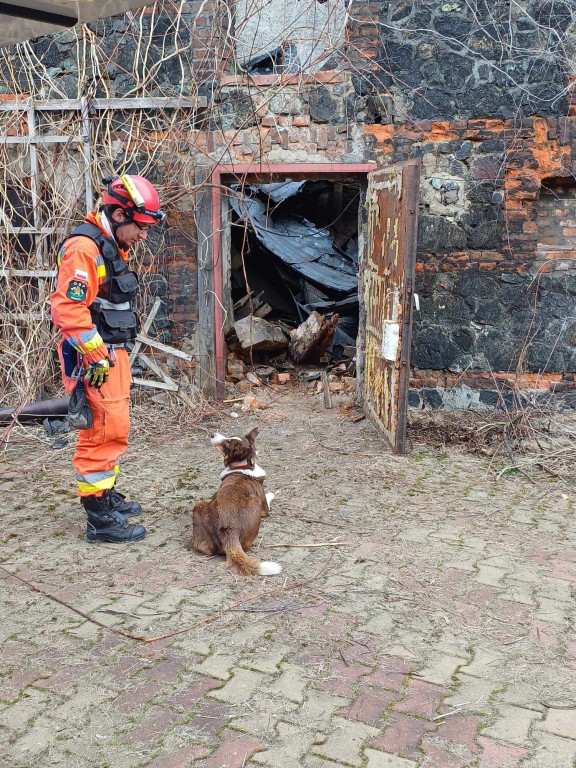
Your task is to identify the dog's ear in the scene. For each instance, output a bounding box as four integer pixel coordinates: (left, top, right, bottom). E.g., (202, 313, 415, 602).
(245, 427, 259, 444)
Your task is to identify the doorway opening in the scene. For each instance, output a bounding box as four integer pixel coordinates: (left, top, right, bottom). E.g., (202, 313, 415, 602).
(223, 177, 361, 392)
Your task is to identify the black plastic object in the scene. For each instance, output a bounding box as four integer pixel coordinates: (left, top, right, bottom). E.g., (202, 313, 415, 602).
(68, 379, 93, 430)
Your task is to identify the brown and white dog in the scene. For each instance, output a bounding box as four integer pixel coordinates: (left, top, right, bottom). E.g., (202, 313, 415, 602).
(192, 428, 282, 576)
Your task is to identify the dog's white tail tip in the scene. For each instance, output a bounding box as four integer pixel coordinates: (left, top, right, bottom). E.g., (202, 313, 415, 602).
(259, 561, 282, 576)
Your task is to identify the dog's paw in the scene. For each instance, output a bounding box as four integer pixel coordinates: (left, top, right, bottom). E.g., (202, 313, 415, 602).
(265, 492, 275, 510)
(259, 561, 282, 576)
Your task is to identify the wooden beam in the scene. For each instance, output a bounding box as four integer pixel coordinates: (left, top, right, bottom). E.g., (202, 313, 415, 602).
(130, 297, 162, 362)
(0, 135, 82, 145)
(135, 333, 194, 361)
(195, 167, 217, 398)
(0, 96, 208, 112)
(132, 377, 179, 392)
(0, 269, 56, 278)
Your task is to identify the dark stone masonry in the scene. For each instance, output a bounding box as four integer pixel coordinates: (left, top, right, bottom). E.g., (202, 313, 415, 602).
(2, 0, 576, 406)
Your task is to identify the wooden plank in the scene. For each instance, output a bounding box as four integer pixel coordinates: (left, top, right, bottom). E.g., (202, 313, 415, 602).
(135, 333, 194, 361)
(321, 371, 333, 409)
(137, 351, 178, 388)
(0, 96, 208, 112)
(132, 377, 179, 392)
(80, 97, 93, 211)
(0, 227, 57, 235)
(221, 195, 234, 333)
(0, 135, 81, 144)
(0, 269, 56, 278)
(130, 297, 162, 362)
(195, 168, 217, 398)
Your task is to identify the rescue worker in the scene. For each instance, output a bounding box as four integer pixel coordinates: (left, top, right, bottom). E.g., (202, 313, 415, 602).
(51, 175, 165, 543)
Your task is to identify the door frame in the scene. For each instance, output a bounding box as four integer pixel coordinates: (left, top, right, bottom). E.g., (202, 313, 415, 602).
(195, 163, 377, 398)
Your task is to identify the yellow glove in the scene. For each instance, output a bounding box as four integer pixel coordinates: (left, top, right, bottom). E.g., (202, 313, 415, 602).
(85, 358, 113, 388)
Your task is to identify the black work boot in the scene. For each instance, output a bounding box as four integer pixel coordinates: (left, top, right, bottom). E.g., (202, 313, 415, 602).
(105, 488, 142, 517)
(82, 494, 146, 543)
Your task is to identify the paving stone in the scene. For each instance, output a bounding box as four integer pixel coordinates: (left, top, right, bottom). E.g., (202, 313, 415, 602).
(519, 732, 576, 767)
(252, 720, 316, 767)
(534, 597, 569, 625)
(363, 611, 395, 635)
(364, 749, 418, 767)
(12, 715, 57, 755)
(435, 712, 483, 753)
(0, 688, 55, 734)
(138, 656, 186, 683)
(460, 649, 503, 679)
(146, 745, 210, 768)
(198, 729, 263, 768)
(419, 736, 468, 768)
(209, 668, 265, 705)
(501, 580, 536, 606)
(242, 645, 290, 674)
(483, 703, 540, 745)
(494, 683, 542, 713)
(121, 707, 178, 747)
(112, 681, 163, 714)
(367, 658, 414, 692)
(313, 716, 379, 767)
(394, 679, 448, 718)
(538, 708, 576, 739)
(399, 527, 434, 543)
(341, 688, 396, 726)
(443, 556, 477, 572)
(417, 654, 463, 686)
(371, 712, 434, 760)
(300, 689, 349, 723)
(189, 699, 232, 743)
(268, 663, 308, 703)
(193, 654, 235, 681)
(476, 736, 530, 767)
(475, 565, 508, 586)
(444, 674, 497, 713)
(168, 677, 222, 708)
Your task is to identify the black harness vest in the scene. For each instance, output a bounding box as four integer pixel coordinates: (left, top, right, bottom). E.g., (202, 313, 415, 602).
(62, 222, 139, 345)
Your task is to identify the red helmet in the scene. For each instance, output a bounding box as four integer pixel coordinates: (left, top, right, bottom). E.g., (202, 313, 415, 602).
(102, 175, 165, 225)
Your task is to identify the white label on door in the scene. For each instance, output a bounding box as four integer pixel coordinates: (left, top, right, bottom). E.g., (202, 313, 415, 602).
(381, 321, 400, 361)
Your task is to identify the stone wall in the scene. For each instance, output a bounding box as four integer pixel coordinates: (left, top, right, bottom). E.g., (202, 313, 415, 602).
(2, 1, 576, 406)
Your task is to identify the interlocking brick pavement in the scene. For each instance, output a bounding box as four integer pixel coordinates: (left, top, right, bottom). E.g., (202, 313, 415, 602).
(2, 394, 576, 767)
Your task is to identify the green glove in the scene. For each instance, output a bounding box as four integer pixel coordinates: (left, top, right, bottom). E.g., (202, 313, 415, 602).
(85, 358, 113, 388)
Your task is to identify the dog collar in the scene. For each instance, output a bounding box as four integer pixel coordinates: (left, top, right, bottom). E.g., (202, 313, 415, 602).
(220, 464, 266, 480)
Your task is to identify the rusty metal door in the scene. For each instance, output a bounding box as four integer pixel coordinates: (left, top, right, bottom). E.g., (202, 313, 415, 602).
(359, 159, 421, 454)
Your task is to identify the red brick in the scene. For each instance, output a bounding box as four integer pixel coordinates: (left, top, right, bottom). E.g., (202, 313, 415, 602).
(395, 680, 448, 718)
(342, 689, 396, 725)
(436, 713, 483, 753)
(107, 656, 149, 682)
(420, 738, 468, 768)
(367, 658, 414, 692)
(477, 736, 530, 767)
(112, 682, 163, 714)
(139, 656, 186, 683)
(551, 559, 576, 581)
(169, 677, 222, 707)
(122, 708, 178, 747)
(189, 699, 232, 743)
(198, 730, 263, 768)
(146, 745, 210, 768)
(35, 663, 93, 694)
(371, 713, 435, 759)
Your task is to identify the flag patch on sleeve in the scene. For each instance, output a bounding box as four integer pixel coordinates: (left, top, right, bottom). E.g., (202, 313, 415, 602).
(74, 269, 88, 281)
(66, 280, 88, 302)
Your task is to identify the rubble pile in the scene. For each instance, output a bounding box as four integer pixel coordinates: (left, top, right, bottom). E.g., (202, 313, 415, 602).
(225, 180, 360, 404)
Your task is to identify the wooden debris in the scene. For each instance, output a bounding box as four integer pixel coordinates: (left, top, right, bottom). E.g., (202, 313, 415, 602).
(321, 371, 333, 409)
(289, 312, 339, 364)
(234, 316, 289, 352)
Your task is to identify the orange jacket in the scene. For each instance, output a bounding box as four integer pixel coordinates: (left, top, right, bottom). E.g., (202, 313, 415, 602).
(51, 212, 131, 364)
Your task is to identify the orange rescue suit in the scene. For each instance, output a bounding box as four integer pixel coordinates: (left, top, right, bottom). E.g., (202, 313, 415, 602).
(51, 212, 134, 497)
